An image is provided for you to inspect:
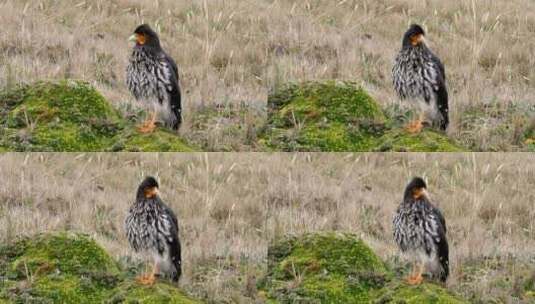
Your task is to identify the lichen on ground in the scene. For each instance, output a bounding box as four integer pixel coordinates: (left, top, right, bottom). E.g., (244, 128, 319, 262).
(260, 81, 464, 152)
(0, 232, 201, 304)
(259, 232, 467, 303)
(0, 81, 196, 152)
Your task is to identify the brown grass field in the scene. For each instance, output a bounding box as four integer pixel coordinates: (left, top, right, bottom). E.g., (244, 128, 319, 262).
(0, 153, 534, 303)
(1, 0, 535, 151)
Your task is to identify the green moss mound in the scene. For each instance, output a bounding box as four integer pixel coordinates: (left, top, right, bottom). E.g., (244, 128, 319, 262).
(110, 128, 196, 152)
(0, 81, 196, 151)
(259, 233, 467, 304)
(523, 130, 535, 152)
(0, 233, 201, 304)
(261, 82, 463, 152)
(107, 281, 201, 304)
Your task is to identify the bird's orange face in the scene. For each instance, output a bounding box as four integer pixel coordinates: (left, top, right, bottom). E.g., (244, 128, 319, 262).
(144, 186, 158, 199)
(410, 33, 424, 46)
(135, 33, 146, 45)
(130, 33, 146, 45)
(412, 187, 427, 200)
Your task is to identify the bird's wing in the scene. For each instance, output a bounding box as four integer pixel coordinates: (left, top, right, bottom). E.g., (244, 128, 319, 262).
(429, 51, 449, 129)
(160, 202, 182, 282)
(431, 53, 446, 82)
(124, 206, 140, 252)
(433, 206, 447, 234)
(392, 54, 407, 99)
(161, 53, 182, 129)
(392, 205, 408, 251)
(166, 53, 180, 81)
(430, 205, 449, 281)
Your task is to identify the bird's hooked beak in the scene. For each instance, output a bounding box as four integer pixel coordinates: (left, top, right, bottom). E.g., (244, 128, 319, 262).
(410, 34, 425, 46)
(129, 33, 145, 45)
(144, 186, 158, 199)
(412, 187, 428, 200)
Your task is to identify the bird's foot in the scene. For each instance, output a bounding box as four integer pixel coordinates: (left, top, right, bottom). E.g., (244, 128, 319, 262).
(404, 274, 415, 284)
(137, 120, 157, 133)
(135, 274, 150, 284)
(137, 112, 158, 133)
(405, 119, 424, 134)
(406, 273, 424, 285)
(136, 273, 157, 286)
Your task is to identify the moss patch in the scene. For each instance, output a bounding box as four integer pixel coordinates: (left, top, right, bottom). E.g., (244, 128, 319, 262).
(523, 128, 535, 152)
(374, 129, 464, 152)
(0, 81, 196, 151)
(111, 128, 196, 152)
(0, 233, 201, 304)
(371, 281, 467, 304)
(259, 233, 467, 303)
(260, 81, 463, 152)
(107, 281, 201, 304)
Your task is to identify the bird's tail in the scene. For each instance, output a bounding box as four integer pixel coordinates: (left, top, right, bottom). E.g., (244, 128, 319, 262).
(437, 238, 449, 282)
(438, 254, 449, 282)
(436, 85, 449, 131)
(170, 239, 182, 282)
(171, 107, 182, 131)
(170, 89, 182, 131)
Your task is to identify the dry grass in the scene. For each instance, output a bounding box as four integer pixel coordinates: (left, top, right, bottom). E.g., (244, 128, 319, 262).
(1, 0, 535, 150)
(1, 153, 534, 303)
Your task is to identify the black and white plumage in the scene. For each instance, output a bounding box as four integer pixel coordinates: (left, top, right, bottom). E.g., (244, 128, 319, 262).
(393, 177, 449, 284)
(392, 24, 449, 131)
(126, 24, 182, 132)
(125, 176, 182, 283)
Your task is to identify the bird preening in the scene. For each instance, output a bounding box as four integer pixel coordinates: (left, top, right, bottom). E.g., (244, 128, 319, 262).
(393, 177, 449, 285)
(126, 24, 183, 133)
(125, 176, 182, 285)
(392, 24, 449, 133)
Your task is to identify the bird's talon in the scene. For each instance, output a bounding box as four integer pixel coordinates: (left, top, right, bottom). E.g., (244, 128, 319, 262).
(145, 274, 156, 286)
(135, 274, 150, 284)
(412, 274, 424, 285)
(405, 119, 424, 134)
(406, 273, 423, 285)
(137, 122, 157, 133)
(136, 273, 156, 286)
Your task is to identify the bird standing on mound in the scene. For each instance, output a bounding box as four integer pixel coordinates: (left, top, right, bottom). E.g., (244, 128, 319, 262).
(126, 24, 182, 133)
(392, 24, 449, 133)
(125, 176, 182, 285)
(393, 177, 449, 285)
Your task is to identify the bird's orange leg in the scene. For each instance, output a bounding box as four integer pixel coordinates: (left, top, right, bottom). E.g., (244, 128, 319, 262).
(136, 263, 151, 284)
(137, 262, 159, 286)
(405, 112, 425, 134)
(137, 111, 157, 133)
(407, 262, 424, 285)
(405, 262, 417, 283)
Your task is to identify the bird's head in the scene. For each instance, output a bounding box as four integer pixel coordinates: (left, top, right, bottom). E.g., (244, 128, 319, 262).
(138, 176, 159, 199)
(129, 24, 161, 48)
(402, 24, 426, 48)
(404, 177, 428, 201)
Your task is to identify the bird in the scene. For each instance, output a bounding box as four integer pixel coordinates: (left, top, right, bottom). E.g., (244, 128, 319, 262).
(126, 24, 182, 133)
(125, 176, 182, 285)
(392, 24, 449, 133)
(393, 177, 449, 285)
